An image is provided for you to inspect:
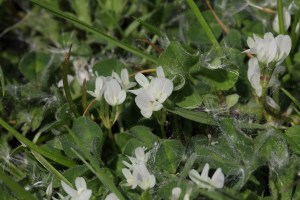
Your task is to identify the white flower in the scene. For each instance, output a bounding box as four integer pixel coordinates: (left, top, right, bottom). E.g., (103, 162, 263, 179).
(122, 162, 156, 191)
(273, 8, 291, 34)
(61, 177, 92, 200)
(87, 76, 105, 100)
(247, 58, 262, 97)
(122, 147, 155, 190)
(189, 163, 225, 190)
(104, 79, 126, 106)
(134, 162, 156, 190)
(171, 187, 182, 200)
(129, 72, 151, 95)
(135, 91, 163, 118)
(112, 69, 136, 90)
(104, 193, 119, 200)
(266, 96, 280, 110)
(245, 32, 291, 65)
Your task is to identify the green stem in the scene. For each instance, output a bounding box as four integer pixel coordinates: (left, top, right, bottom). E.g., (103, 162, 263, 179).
(186, 0, 221, 49)
(62, 45, 79, 117)
(31, 0, 157, 64)
(277, 0, 285, 34)
(0, 118, 76, 167)
(0, 170, 37, 200)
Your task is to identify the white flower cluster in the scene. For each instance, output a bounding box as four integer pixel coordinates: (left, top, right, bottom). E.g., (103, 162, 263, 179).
(87, 67, 173, 118)
(121, 147, 156, 190)
(245, 32, 291, 101)
(189, 163, 225, 190)
(87, 69, 135, 106)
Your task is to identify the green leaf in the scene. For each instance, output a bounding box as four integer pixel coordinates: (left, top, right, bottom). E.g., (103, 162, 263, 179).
(114, 132, 134, 153)
(69, 0, 91, 24)
(171, 82, 203, 109)
(195, 65, 239, 91)
(158, 41, 199, 90)
(284, 125, 300, 154)
(93, 59, 125, 76)
(154, 139, 184, 173)
(18, 52, 50, 82)
(123, 138, 144, 155)
(72, 117, 103, 154)
(221, 29, 242, 49)
(129, 126, 160, 147)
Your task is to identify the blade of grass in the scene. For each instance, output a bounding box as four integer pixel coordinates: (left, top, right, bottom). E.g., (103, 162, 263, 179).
(62, 45, 79, 117)
(31, 151, 73, 187)
(65, 126, 125, 200)
(281, 87, 300, 109)
(0, 170, 37, 200)
(0, 117, 76, 167)
(186, 0, 221, 49)
(31, 0, 157, 64)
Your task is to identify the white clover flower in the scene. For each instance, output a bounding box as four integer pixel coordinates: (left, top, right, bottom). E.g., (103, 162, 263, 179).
(104, 79, 126, 106)
(189, 163, 225, 190)
(112, 69, 136, 90)
(104, 193, 120, 200)
(273, 8, 291, 34)
(156, 66, 165, 78)
(87, 76, 105, 100)
(245, 32, 291, 65)
(61, 177, 92, 200)
(129, 72, 151, 95)
(134, 162, 156, 190)
(247, 58, 262, 97)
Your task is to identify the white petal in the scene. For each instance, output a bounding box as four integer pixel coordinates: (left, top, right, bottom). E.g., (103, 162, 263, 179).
(211, 168, 225, 189)
(141, 110, 153, 118)
(78, 189, 92, 200)
(246, 37, 255, 49)
(135, 73, 149, 88)
(61, 181, 77, 197)
(247, 58, 262, 97)
(171, 187, 182, 200)
(120, 69, 129, 85)
(156, 66, 165, 78)
(200, 163, 210, 181)
(75, 177, 87, 190)
(117, 90, 126, 105)
(135, 147, 145, 161)
(112, 71, 121, 83)
(188, 169, 202, 185)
